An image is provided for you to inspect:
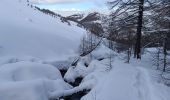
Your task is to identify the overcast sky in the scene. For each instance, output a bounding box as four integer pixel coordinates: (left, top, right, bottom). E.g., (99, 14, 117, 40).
(31, 0, 110, 11)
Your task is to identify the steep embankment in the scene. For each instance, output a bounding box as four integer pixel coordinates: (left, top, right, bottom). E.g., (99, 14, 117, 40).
(0, 0, 86, 61)
(0, 1, 86, 100)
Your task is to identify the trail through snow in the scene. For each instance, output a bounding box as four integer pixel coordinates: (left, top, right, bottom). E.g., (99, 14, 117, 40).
(82, 59, 170, 100)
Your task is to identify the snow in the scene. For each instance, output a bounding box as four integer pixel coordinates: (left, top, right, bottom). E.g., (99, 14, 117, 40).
(91, 44, 118, 60)
(64, 44, 114, 83)
(62, 45, 170, 100)
(164, 16, 170, 20)
(82, 58, 170, 100)
(0, 62, 62, 82)
(0, 0, 86, 100)
(0, 62, 72, 100)
(49, 82, 93, 99)
(0, 0, 86, 61)
(63, 44, 116, 83)
(0, 1, 170, 100)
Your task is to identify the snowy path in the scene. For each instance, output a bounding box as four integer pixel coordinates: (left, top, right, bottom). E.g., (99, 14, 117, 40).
(133, 67, 153, 100)
(82, 59, 170, 100)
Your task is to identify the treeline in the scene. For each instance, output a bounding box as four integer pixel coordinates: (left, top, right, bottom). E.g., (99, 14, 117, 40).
(102, 0, 170, 75)
(80, 0, 170, 79)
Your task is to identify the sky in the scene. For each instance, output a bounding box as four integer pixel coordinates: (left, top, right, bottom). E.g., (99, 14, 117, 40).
(31, 0, 110, 15)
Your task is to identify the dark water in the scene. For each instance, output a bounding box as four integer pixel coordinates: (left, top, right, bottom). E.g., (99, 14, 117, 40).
(58, 70, 90, 100)
(61, 89, 90, 100)
(59, 69, 67, 78)
(69, 77, 83, 87)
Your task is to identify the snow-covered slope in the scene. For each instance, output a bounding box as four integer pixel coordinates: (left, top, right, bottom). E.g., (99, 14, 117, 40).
(1, 1, 170, 100)
(0, 0, 86, 61)
(0, 1, 86, 100)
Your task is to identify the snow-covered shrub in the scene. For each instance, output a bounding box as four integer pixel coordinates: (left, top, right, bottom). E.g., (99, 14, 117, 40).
(79, 33, 101, 57)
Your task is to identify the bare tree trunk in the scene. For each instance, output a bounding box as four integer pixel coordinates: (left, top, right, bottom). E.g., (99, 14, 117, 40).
(127, 48, 131, 63)
(163, 34, 168, 72)
(127, 32, 132, 63)
(134, 0, 144, 59)
(156, 45, 161, 70)
(82, 37, 85, 54)
(109, 40, 113, 69)
(167, 31, 170, 50)
(90, 34, 93, 60)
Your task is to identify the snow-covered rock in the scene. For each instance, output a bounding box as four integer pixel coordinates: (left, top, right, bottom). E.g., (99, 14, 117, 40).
(0, 62, 72, 100)
(0, 62, 62, 82)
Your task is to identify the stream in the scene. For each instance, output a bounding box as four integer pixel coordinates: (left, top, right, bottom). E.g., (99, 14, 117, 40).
(58, 69, 90, 100)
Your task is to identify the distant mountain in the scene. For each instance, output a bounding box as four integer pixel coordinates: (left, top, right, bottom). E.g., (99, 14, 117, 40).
(65, 12, 106, 36)
(31, 4, 105, 36)
(53, 10, 84, 17)
(80, 12, 101, 23)
(66, 13, 84, 22)
(34, 7, 106, 36)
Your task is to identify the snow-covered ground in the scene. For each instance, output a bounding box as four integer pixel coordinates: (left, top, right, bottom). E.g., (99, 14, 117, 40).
(82, 58, 170, 100)
(0, 0, 85, 100)
(0, 0, 86, 61)
(52, 45, 170, 100)
(0, 0, 170, 100)
(0, 62, 72, 100)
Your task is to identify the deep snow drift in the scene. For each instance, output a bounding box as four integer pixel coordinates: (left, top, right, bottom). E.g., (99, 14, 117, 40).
(0, 0, 85, 100)
(0, 62, 72, 100)
(0, 0, 86, 61)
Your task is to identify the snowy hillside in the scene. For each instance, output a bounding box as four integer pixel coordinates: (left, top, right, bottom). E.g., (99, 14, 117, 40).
(0, 1, 85, 100)
(65, 12, 105, 36)
(0, 0, 86, 61)
(0, 0, 170, 100)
